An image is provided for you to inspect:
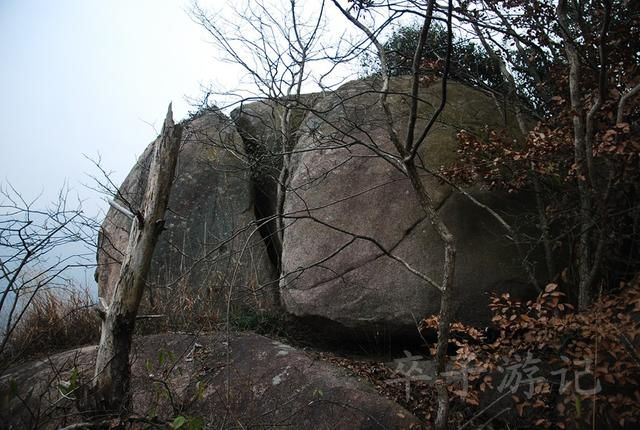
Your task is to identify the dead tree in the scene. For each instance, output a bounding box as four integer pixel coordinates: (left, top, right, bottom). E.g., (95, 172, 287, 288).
(92, 104, 183, 412)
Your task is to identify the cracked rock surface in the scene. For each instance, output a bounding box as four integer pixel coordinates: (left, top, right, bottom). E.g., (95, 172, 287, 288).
(96, 110, 277, 314)
(0, 333, 422, 430)
(278, 77, 541, 337)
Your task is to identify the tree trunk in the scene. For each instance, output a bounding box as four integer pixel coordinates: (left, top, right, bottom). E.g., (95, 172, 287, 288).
(558, 0, 597, 310)
(275, 104, 293, 262)
(330, 2, 455, 427)
(92, 104, 183, 412)
(406, 162, 456, 430)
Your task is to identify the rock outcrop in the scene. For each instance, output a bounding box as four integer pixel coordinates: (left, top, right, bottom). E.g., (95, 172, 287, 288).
(97, 77, 545, 339)
(278, 77, 542, 337)
(0, 333, 423, 429)
(96, 110, 277, 315)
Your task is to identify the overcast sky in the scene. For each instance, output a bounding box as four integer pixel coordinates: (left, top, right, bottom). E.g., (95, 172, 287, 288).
(0, 0, 364, 215)
(0, 0, 367, 294)
(0, 0, 242, 216)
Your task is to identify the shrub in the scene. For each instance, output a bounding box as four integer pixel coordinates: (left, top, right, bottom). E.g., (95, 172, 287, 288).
(421, 279, 640, 428)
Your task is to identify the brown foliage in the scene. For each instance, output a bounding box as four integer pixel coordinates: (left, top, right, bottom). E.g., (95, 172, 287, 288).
(442, 0, 640, 305)
(421, 279, 640, 428)
(1, 289, 100, 366)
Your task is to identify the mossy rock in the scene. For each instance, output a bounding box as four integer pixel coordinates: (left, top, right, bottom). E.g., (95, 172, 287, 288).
(279, 76, 543, 339)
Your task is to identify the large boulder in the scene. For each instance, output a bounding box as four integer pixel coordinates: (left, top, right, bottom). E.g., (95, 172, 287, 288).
(280, 77, 543, 337)
(96, 110, 277, 316)
(0, 333, 423, 429)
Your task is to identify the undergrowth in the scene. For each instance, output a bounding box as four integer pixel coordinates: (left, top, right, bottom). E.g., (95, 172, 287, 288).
(418, 279, 640, 429)
(0, 288, 100, 369)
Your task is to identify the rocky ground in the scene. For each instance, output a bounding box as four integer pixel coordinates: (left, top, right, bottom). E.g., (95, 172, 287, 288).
(0, 332, 432, 429)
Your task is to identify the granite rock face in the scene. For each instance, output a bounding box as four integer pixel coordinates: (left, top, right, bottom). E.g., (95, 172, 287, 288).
(96, 110, 277, 315)
(97, 78, 543, 338)
(279, 77, 541, 336)
(0, 333, 423, 429)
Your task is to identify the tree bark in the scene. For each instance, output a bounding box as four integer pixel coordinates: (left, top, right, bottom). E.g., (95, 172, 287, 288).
(558, 0, 601, 310)
(92, 104, 183, 412)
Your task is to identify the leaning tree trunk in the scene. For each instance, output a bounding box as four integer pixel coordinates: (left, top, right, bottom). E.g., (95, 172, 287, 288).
(92, 104, 183, 412)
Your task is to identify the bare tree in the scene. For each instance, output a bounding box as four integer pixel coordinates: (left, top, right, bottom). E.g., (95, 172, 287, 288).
(92, 104, 183, 412)
(0, 183, 96, 366)
(189, 0, 640, 426)
(194, 0, 462, 426)
(329, 1, 458, 427)
(191, 0, 337, 266)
